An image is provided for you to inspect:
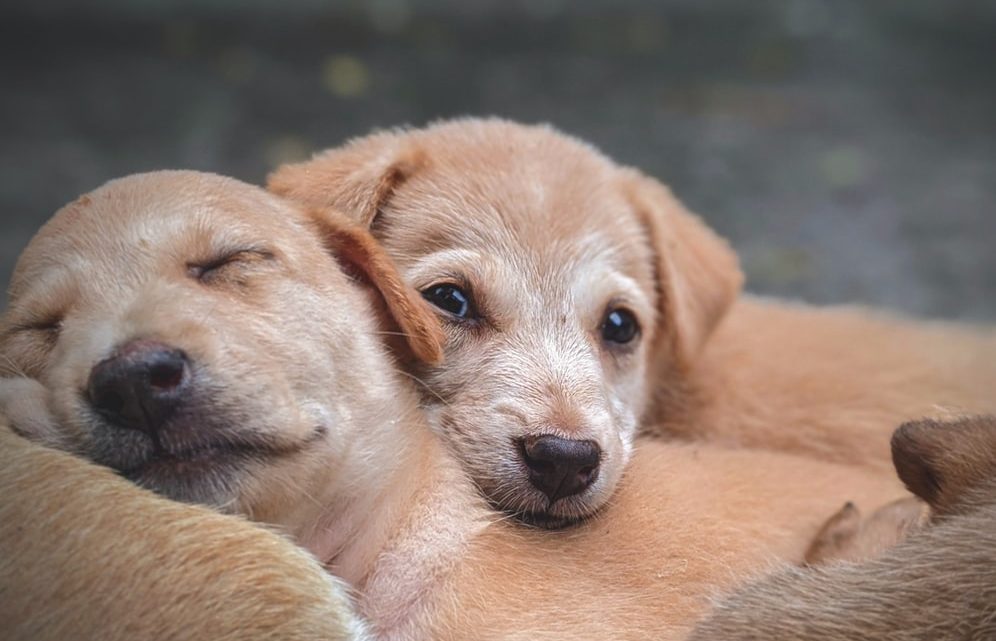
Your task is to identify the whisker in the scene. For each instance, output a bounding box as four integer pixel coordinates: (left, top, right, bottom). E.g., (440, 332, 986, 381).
(395, 369, 451, 407)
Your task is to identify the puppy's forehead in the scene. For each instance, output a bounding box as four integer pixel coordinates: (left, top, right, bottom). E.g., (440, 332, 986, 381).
(390, 123, 652, 283)
(10, 171, 312, 301)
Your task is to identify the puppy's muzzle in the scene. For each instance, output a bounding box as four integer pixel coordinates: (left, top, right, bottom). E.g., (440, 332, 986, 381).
(87, 339, 190, 436)
(519, 435, 601, 503)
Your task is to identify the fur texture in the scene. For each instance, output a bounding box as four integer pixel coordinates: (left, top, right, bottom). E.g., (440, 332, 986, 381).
(690, 415, 996, 641)
(269, 118, 744, 526)
(0, 171, 906, 641)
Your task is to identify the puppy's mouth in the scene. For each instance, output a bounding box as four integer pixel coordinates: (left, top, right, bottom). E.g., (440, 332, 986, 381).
(117, 435, 275, 479)
(88, 412, 327, 503)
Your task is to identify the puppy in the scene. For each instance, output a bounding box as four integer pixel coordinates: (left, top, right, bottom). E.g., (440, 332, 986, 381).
(690, 415, 996, 641)
(269, 118, 744, 527)
(1, 171, 906, 640)
(270, 118, 996, 495)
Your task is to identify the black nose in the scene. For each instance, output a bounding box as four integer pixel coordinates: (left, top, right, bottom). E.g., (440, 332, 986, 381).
(520, 435, 601, 503)
(87, 340, 190, 434)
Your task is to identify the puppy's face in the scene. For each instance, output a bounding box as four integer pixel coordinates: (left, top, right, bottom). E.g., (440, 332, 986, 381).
(0, 172, 431, 529)
(271, 120, 743, 527)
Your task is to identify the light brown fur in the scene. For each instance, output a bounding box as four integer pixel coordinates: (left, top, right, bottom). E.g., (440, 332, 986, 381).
(269, 118, 996, 528)
(690, 415, 996, 641)
(1, 172, 908, 640)
(0, 422, 367, 641)
(269, 118, 745, 526)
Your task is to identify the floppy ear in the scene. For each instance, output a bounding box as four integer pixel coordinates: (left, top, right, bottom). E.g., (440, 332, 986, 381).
(269, 131, 425, 228)
(620, 169, 743, 370)
(307, 207, 444, 366)
(891, 415, 996, 516)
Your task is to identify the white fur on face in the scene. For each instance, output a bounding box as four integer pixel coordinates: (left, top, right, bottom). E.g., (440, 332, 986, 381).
(398, 220, 654, 525)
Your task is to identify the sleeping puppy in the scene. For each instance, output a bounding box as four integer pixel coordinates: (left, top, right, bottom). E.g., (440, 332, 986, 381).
(269, 118, 744, 527)
(690, 415, 996, 641)
(1, 171, 906, 640)
(270, 117, 996, 498)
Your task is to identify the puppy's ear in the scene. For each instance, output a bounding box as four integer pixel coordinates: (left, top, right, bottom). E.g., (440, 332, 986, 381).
(308, 207, 444, 366)
(269, 131, 425, 227)
(891, 415, 996, 516)
(620, 169, 743, 370)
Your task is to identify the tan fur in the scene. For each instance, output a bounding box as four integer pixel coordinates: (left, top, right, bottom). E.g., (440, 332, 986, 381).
(690, 415, 996, 641)
(269, 118, 744, 525)
(662, 297, 996, 468)
(1, 172, 908, 640)
(0, 421, 366, 641)
(803, 497, 927, 565)
(269, 118, 996, 525)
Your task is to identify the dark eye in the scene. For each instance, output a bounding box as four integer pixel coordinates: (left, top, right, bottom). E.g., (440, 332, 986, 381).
(601, 308, 639, 345)
(422, 283, 475, 320)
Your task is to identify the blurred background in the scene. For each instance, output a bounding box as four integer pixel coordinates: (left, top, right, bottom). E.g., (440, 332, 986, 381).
(2, 0, 993, 318)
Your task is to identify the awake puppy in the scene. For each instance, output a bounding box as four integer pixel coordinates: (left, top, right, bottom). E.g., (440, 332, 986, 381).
(690, 415, 996, 641)
(272, 118, 996, 501)
(269, 118, 744, 527)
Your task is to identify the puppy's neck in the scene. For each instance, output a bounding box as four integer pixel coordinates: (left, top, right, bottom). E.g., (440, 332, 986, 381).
(301, 388, 491, 636)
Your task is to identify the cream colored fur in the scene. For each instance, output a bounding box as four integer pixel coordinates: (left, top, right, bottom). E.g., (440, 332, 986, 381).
(269, 117, 996, 527)
(1, 171, 907, 640)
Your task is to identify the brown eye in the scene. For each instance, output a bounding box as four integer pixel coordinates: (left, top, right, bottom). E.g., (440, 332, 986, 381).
(187, 249, 273, 283)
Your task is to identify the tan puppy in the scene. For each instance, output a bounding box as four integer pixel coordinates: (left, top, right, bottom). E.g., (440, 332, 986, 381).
(270, 118, 744, 527)
(690, 415, 996, 641)
(270, 118, 996, 498)
(1, 172, 905, 640)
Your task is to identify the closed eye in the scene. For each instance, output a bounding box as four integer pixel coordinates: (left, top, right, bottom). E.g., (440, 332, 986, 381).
(187, 248, 275, 283)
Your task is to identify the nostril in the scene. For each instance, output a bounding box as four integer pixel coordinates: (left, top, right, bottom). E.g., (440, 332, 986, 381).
(149, 360, 185, 390)
(86, 341, 190, 433)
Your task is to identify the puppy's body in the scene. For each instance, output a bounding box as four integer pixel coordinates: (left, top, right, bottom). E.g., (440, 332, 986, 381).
(1, 172, 907, 640)
(664, 296, 996, 467)
(690, 416, 996, 641)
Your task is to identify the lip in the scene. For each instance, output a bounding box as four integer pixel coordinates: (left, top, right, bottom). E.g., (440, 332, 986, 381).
(511, 509, 585, 530)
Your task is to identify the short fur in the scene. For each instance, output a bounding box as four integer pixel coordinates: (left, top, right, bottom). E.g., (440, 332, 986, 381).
(269, 118, 996, 526)
(690, 415, 996, 641)
(269, 118, 745, 525)
(1, 172, 907, 640)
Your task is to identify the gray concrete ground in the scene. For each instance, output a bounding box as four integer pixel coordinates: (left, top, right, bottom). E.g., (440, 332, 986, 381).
(2, 1, 994, 319)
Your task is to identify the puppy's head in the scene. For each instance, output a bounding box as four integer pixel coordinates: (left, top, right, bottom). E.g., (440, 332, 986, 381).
(1, 171, 440, 530)
(270, 119, 742, 527)
(891, 415, 996, 517)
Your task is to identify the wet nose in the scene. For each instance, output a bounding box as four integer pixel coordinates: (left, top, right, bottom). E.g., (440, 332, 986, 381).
(520, 435, 601, 503)
(87, 340, 190, 434)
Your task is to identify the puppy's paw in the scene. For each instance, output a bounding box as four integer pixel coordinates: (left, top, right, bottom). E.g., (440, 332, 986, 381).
(0, 376, 67, 449)
(804, 497, 926, 566)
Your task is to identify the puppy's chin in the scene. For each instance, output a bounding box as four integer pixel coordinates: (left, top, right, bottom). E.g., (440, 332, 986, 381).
(487, 479, 608, 531)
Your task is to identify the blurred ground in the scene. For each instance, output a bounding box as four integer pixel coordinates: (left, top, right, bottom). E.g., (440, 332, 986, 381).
(1, 0, 994, 319)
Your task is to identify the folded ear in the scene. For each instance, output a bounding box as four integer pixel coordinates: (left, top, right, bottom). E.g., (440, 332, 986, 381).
(620, 169, 743, 370)
(891, 415, 996, 516)
(307, 207, 444, 366)
(269, 130, 425, 228)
